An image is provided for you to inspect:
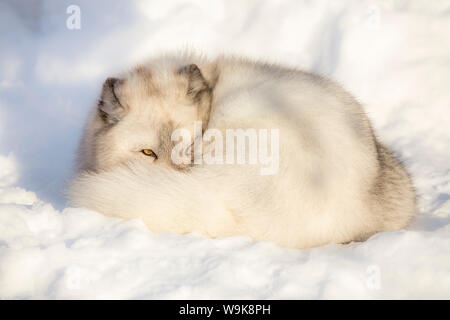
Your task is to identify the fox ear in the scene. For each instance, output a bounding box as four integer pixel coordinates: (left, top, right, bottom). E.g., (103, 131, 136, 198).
(98, 77, 125, 125)
(178, 64, 210, 100)
(178, 64, 213, 131)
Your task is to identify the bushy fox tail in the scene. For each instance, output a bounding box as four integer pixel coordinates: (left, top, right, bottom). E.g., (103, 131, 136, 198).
(67, 162, 236, 236)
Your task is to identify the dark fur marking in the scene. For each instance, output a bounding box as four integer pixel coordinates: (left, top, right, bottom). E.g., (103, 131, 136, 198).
(98, 77, 125, 125)
(178, 64, 210, 100)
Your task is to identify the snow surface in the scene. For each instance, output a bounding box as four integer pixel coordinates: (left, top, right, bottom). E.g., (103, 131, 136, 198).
(0, 0, 449, 299)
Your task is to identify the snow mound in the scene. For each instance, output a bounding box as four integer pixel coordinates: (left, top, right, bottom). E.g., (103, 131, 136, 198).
(0, 0, 449, 299)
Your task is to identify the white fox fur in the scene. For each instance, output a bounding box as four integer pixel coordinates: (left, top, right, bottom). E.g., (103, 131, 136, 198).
(68, 52, 416, 249)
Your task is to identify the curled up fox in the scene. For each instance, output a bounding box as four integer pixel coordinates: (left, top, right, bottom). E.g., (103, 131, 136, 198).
(68, 52, 416, 249)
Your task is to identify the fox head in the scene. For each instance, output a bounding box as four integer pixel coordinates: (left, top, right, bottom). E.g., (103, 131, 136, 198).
(78, 57, 217, 172)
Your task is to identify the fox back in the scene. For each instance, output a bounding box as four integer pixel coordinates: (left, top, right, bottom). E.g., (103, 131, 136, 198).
(69, 52, 416, 249)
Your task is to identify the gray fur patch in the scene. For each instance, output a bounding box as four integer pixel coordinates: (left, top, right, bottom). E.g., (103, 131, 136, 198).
(98, 77, 125, 125)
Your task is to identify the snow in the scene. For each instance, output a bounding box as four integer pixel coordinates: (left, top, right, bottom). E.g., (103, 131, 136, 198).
(0, 0, 449, 299)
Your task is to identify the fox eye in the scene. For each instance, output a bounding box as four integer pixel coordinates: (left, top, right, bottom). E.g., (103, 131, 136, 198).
(141, 149, 157, 159)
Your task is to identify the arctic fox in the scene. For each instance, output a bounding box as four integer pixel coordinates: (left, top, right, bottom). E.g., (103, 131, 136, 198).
(68, 52, 416, 249)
